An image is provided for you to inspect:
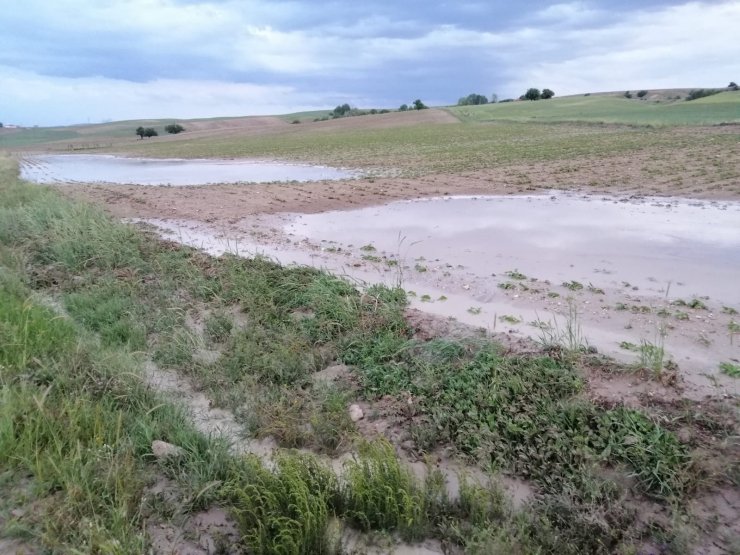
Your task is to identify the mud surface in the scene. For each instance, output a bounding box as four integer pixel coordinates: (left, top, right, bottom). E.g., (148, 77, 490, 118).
(20, 154, 357, 185)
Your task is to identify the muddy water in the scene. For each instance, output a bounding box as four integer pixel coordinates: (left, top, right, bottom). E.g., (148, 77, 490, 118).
(286, 194, 740, 304)
(132, 191, 740, 398)
(20, 154, 357, 185)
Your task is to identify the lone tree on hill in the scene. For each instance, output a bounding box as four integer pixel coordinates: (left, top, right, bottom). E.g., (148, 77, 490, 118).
(135, 126, 145, 139)
(524, 88, 541, 101)
(730, 82, 738, 90)
(164, 123, 185, 134)
(637, 90, 648, 98)
(412, 99, 428, 110)
(399, 104, 409, 111)
(541, 88, 555, 99)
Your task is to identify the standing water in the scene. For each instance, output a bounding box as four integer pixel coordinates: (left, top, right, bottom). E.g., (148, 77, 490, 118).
(19, 154, 358, 186)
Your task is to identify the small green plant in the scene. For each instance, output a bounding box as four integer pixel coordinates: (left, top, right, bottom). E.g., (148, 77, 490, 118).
(638, 326, 668, 376)
(362, 254, 382, 262)
(498, 282, 517, 290)
(420, 294, 432, 302)
(619, 341, 639, 351)
(721, 306, 738, 315)
(224, 453, 339, 554)
(499, 315, 521, 324)
(414, 264, 428, 273)
(562, 280, 583, 291)
(537, 299, 588, 354)
(505, 269, 527, 280)
(360, 244, 376, 252)
(587, 284, 605, 295)
(205, 311, 233, 343)
(719, 362, 740, 377)
(728, 320, 740, 334)
(467, 307, 482, 315)
(342, 440, 427, 541)
(675, 311, 689, 321)
(547, 292, 560, 298)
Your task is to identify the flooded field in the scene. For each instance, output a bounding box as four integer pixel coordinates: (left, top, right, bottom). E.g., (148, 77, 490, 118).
(287, 194, 740, 304)
(19, 154, 357, 185)
(134, 192, 740, 398)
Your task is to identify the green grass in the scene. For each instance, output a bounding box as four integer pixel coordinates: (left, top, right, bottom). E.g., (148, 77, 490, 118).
(449, 91, 740, 126)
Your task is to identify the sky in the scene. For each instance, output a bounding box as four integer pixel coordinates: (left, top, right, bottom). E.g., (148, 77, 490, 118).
(1, 0, 738, 126)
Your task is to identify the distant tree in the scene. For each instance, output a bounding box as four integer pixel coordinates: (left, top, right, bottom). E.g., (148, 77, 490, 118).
(399, 104, 408, 111)
(730, 81, 738, 90)
(541, 88, 555, 99)
(143, 127, 158, 138)
(524, 88, 541, 101)
(0, 122, 3, 128)
(457, 93, 488, 106)
(332, 103, 351, 117)
(490, 93, 498, 103)
(164, 123, 185, 134)
(412, 99, 428, 110)
(637, 90, 648, 98)
(135, 126, 146, 139)
(624, 91, 633, 99)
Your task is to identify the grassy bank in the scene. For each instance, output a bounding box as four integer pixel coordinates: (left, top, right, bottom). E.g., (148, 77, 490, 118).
(0, 154, 735, 553)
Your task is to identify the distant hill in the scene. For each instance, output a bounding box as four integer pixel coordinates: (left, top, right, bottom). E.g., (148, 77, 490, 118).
(448, 90, 740, 126)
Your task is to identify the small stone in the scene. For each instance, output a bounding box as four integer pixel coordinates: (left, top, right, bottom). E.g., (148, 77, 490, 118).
(348, 404, 364, 422)
(152, 440, 185, 460)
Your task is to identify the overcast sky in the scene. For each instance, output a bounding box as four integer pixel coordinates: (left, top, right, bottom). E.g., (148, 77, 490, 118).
(1, 0, 738, 126)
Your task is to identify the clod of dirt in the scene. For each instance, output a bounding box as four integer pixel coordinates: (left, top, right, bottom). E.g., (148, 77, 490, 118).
(151, 440, 185, 460)
(349, 404, 364, 422)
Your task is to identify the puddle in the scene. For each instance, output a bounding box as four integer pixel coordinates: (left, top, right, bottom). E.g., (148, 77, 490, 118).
(19, 154, 357, 186)
(286, 194, 740, 304)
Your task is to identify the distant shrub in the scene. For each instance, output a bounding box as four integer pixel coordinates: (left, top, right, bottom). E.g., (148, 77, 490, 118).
(623, 91, 632, 99)
(330, 103, 352, 118)
(728, 81, 738, 91)
(541, 88, 555, 99)
(136, 126, 158, 139)
(379, 109, 390, 114)
(500, 98, 514, 103)
(399, 104, 408, 111)
(686, 88, 721, 101)
(164, 123, 185, 134)
(291, 119, 300, 124)
(637, 90, 648, 98)
(457, 93, 489, 106)
(584, 93, 591, 96)
(412, 99, 428, 110)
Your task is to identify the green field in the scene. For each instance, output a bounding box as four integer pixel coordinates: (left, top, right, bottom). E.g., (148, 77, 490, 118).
(449, 91, 740, 126)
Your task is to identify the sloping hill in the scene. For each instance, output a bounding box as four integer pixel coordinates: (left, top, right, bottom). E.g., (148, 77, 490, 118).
(449, 91, 740, 126)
